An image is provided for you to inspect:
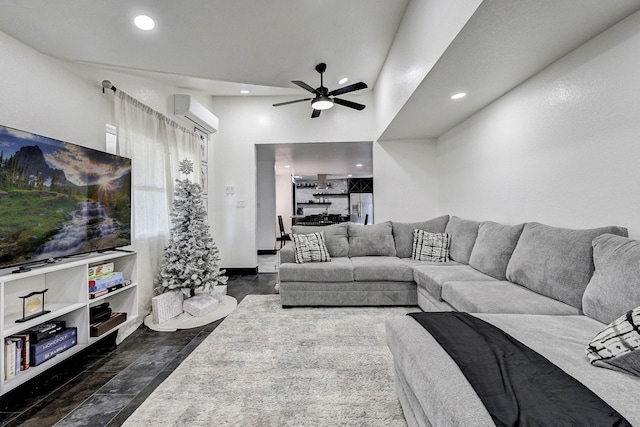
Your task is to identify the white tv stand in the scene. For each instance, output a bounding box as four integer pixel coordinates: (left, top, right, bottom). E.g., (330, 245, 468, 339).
(0, 251, 138, 395)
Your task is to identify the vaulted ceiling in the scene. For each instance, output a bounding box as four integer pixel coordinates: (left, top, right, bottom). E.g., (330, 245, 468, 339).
(0, 0, 409, 96)
(2, 1, 640, 176)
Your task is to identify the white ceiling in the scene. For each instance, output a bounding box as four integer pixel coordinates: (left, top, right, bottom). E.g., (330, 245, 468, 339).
(2, 1, 640, 173)
(381, 0, 640, 140)
(0, 0, 409, 176)
(0, 0, 409, 96)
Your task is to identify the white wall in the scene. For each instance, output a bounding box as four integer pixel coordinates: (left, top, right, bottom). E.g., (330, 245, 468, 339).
(256, 160, 276, 251)
(276, 173, 294, 238)
(210, 93, 376, 268)
(373, 139, 440, 222)
(0, 31, 109, 149)
(374, 0, 481, 138)
(0, 31, 219, 335)
(436, 11, 640, 238)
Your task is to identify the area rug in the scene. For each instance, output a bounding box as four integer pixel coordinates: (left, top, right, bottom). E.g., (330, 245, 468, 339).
(123, 295, 413, 427)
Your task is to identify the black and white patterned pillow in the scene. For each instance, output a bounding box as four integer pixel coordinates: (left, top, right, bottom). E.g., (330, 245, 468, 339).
(586, 305, 640, 377)
(292, 232, 331, 264)
(411, 229, 451, 262)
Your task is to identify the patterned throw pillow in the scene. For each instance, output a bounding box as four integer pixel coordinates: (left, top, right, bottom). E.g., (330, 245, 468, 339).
(411, 230, 451, 262)
(292, 232, 331, 264)
(586, 305, 640, 377)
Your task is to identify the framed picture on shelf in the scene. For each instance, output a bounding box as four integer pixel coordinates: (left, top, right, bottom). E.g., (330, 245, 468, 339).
(200, 164, 208, 195)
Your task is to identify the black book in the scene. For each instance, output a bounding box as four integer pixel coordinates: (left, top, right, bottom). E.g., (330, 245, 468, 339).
(25, 320, 66, 343)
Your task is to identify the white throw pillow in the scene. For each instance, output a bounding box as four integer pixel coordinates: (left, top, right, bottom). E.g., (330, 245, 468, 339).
(586, 305, 640, 377)
(411, 230, 450, 262)
(292, 232, 331, 264)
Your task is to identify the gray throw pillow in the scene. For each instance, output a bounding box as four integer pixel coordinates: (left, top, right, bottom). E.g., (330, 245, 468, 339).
(392, 215, 450, 258)
(468, 221, 525, 280)
(505, 222, 628, 309)
(348, 221, 396, 257)
(583, 234, 640, 324)
(291, 223, 348, 257)
(444, 216, 480, 264)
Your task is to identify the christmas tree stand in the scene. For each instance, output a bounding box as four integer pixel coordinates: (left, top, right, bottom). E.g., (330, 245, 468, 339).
(144, 295, 237, 332)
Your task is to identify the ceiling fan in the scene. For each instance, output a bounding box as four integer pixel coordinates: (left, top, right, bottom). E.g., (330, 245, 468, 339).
(273, 63, 368, 118)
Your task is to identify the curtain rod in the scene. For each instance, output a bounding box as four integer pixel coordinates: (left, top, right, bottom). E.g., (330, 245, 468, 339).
(100, 80, 196, 135)
(102, 80, 116, 93)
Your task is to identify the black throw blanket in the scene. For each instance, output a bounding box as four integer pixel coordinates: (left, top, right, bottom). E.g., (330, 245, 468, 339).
(408, 312, 631, 427)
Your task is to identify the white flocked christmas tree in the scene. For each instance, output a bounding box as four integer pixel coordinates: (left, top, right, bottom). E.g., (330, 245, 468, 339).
(155, 158, 227, 298)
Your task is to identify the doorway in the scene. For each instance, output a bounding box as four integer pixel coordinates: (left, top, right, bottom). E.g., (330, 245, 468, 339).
(255, 141, 373, 260)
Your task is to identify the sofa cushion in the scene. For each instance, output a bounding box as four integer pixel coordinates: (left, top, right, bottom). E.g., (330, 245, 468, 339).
(291, 223, 349, 257)
(401, 258, 463, 268)
(413, 264, 496, 301)
(411, 230, 451, 262)
(387, 313, 640, 427)
(468, 221, 525, 280)
(278, 257, 353, 282)
(281, 281, 417, 306)
(348, 221, 396, 257)
(279, 245, 296, 264)
(586, 305, 640, 377)
(291, 232, 330, 263)
(444, 216, 480, 264)
(505, 222, 628, 309)
(582, 234, 640, 324)
(442, 281, 581, 315)
(350, 256, 414, 282)
(392, 215, 450, 258)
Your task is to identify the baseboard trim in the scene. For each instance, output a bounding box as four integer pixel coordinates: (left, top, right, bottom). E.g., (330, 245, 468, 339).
(257, 249, 277, 255)
(224, 267, 259, 275)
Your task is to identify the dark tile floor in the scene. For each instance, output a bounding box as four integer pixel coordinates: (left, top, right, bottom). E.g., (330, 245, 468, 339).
(0, 273, 278, 427)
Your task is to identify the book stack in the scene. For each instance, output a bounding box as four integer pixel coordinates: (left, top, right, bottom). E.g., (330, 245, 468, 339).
(4, 321, 78, 379)
(90, 312, 127, 337)
(88, 262, 131, 299)
(4, 335, 28, 380)
(29, 326, 77, 366)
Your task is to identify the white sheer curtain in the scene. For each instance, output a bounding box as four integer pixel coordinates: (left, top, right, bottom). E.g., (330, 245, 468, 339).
(114, 91, 200, 330)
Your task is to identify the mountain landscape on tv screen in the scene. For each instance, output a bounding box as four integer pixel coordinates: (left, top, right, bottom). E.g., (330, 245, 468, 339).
(0, 126, 132, 268)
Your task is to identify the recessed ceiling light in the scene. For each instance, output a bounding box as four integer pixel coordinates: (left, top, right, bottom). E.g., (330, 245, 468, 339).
(133, 15, 155, 30)
(284, 165, 290, 168)
(338, 77, 349, 85)
(347, 174, 353, 177)
(240, 90, 250, 94)
(451, 92, 466, 100)
(356, 163, 363, 168)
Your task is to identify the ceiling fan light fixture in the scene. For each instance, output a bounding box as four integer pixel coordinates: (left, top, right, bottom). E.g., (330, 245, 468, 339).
(311, 96, 334, 110)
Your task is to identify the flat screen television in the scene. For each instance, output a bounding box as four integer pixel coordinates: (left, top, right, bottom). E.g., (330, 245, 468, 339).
(0, 125, 132, 271)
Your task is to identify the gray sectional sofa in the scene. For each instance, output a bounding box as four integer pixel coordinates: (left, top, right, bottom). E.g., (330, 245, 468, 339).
(279, 215, 640, 426)
(278, 215, 450, 307)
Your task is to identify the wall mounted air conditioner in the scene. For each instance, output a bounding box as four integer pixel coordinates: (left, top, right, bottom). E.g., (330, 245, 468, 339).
(173, 94, 219, 134)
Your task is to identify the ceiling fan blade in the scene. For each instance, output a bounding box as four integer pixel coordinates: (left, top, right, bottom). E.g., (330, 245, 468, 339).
(311, 109, 321, 118)
(333, 97, 366, 111)
(273, 98, 312, 107)
(328, 81, 368, 97)
(292, 80, 319, 94)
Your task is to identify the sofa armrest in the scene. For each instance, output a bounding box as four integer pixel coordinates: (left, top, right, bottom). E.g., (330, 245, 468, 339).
(280, 245, 295, 264)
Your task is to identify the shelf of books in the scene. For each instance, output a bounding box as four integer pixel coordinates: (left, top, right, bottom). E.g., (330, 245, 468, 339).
(0, 251, 137, 395)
